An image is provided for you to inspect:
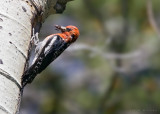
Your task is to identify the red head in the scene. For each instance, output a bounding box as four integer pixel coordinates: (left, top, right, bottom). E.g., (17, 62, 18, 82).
(55, 25, 80, 43)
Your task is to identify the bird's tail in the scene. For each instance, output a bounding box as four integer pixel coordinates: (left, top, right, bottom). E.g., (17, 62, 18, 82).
(22, 67, 37, 88)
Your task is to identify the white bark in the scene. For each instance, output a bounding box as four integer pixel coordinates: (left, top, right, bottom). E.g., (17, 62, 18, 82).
(0, 0, 70, 113)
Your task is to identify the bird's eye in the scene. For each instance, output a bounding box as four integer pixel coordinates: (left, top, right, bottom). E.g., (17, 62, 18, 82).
(67, 28, 72, 31)
(71, 34, 75, 39)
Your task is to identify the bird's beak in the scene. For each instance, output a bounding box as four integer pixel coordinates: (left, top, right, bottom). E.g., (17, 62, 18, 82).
(55, 25, 66, 32)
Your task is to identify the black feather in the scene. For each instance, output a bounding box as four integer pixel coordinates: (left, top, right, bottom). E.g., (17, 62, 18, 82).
(22, 35, 70, 87)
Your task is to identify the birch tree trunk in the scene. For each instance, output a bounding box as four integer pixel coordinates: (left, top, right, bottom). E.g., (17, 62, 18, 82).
(0, 0, 70, 113)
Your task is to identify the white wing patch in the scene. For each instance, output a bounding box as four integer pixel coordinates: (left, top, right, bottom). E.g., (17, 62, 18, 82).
(44, 37, 57, 53)
(31, 35, 57, 65)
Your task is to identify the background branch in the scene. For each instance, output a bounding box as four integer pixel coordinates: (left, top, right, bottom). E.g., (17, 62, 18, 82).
(147, 0, 160, 38)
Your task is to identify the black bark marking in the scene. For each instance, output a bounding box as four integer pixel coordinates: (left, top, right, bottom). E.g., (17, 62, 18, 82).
(0, 105, 11, 114)
(0, 68, 21, 89)
(0, 18, 3, 22)
(8, 33, 12, 36)
(0, 59, 3, 64)
(22, 6, 27, 12)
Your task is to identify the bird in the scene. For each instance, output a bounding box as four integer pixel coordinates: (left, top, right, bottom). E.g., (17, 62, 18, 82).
(22, 25, 80, 88)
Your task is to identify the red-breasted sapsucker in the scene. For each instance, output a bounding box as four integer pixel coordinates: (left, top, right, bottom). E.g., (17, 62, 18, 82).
(22, 25, 80, 88)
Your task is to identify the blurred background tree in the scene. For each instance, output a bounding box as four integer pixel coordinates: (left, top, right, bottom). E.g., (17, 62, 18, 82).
(20, 0, 160, 114)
